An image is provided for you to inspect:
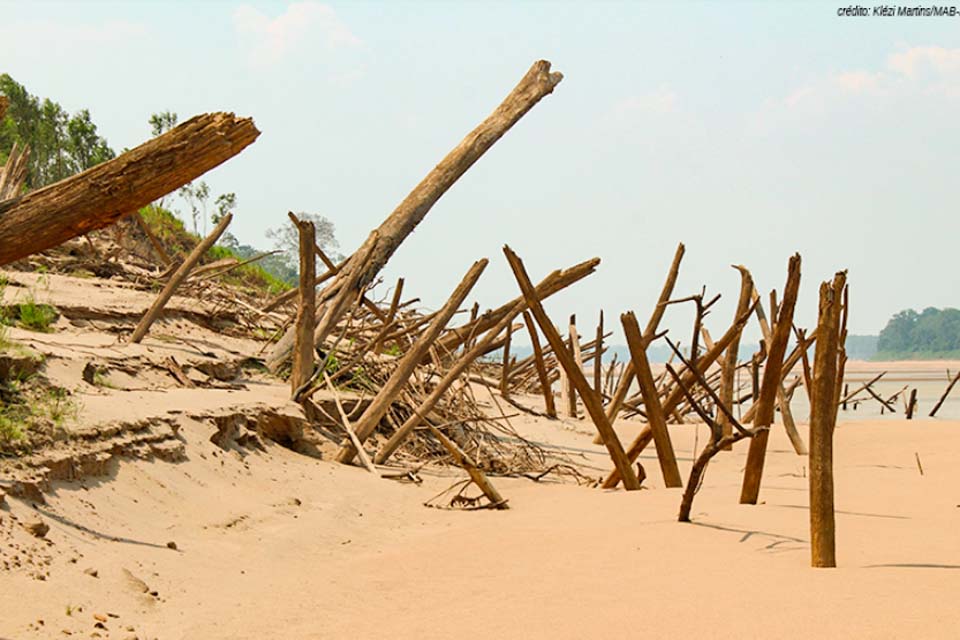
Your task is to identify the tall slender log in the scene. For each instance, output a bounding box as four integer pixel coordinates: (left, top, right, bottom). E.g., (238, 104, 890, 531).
(500, 322, 513, 397)
(605, 243, 685, 423)
(602, 297, 757, 489)
(749, 287, 807, 455)
(523, 310, 557, 418)
(906, 388, 918, 419)
(566, 315, 581, 417)
(0, 113, 258, 266)
(335, 259, 488, 464)
(621, 312, 682, 488)
(131, 208, 172, 267)
(290, 220, 317, 395)
(718, 266, 754, 450)
(740, 254, 802, 504)
(129, 213, 233, 343)
(324, 374, 376, 474)
(504, 246, 641, 491)
(810, 271, 847, 568)
(594, 310, 604, 394)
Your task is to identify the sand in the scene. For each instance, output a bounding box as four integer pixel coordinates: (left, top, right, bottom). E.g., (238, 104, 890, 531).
(1, 270, 958, 639)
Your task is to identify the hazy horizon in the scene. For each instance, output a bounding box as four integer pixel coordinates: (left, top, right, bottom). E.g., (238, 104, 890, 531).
(3, 1, 958, 345)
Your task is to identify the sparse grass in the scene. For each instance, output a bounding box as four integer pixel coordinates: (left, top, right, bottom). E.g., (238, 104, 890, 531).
(15, 300, 57, 332)
(0, 375, 78, 453)
(384, 344, 402, 357)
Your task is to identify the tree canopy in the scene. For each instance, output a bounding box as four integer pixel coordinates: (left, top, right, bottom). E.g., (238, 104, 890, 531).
(0, 74, 114, 189)
(877, 307, 960, 357)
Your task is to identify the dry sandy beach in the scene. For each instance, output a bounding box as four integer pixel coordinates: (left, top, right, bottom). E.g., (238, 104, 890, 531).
(1, 351, 958, 638)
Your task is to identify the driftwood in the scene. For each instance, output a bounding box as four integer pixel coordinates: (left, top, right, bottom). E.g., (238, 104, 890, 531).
(504, 245, 642, 491)
(265, 61, 563, 370)
(130, 213, 233, 343)
(523, 310, 557, 418)
(620, 312, 682, 487)
(906, 388, 918, 419)
(324, 373, 376, 474)
(929, 370, 960, 417)
(335, 259, 488, 464)
(130, 209, 172, 267)
(0, 142, 30, 201)
(740, 254, 802, 505)
(425, 423, 508, 509)
(718, 266, 753, 449)
(810, 271, 847, 568)
(291, 220, 317, 394)
(0, 113, 259, 266)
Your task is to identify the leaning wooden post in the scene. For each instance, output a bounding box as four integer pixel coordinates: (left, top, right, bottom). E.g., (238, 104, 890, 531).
(718, 265, 754, 450)
(375, 300, 526, 464)
(335, 259, 488, 464)
(929, 370, 960, 418)
(605, 243, 685, 425)
(129, 213, 233, 343)
(810, 271, 847, 568)
(906, 388, 918, 419)
(425, 423, 508, 509)
(592, 312, 605, 395)
(621, 311, 683, 488)
(739, 254, 802, 504)
(504, 246, 641, 490)
(290, 220, 317, 395)
(523, 310, 557, 418)
(566, 315, 582, 417)
(500, 321, 513, 397)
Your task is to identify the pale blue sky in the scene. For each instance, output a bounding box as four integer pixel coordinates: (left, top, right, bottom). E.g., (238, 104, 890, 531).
(2, 1, 958, 343)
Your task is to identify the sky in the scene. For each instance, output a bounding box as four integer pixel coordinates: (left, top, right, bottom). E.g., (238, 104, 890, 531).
(2, 1, 958, 346)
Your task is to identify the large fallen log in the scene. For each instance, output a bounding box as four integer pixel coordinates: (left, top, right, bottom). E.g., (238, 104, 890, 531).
(0, 112, 259, 266)
(266, 60, 563, 370)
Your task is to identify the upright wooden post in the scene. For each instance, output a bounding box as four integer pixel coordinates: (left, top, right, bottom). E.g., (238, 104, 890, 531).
(290, 220, 316, 395)
(718, 266, 754, 450)
(504, 246, 641, 490)
(567, 315, 582, 417)
(130, 213, 233, 343)
(523, 310, 557, 418)
(594, 310, 604, 395)
(810, 271, 847, 568)
(500, 322, 513, 397)
(621, 312, 682, 488)
(906, 388, 918, 419)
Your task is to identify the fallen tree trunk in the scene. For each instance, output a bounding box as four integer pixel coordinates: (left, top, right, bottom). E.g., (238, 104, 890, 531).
(265, 61, 562, 369)
(0, 112, 259, 266)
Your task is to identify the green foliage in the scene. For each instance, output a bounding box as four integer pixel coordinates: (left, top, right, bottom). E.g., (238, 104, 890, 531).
(876, 307, 960, 359)
(384, 344, 402, 357)
(149, 110, 178, 137)
(13, 301, 58, 332)
(0, 74, 114, 188)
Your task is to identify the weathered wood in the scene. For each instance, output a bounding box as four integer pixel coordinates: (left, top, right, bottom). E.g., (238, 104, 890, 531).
(929, 370, 960, 417)
(129, 213, 233, 343)
(0, 113, 259, 266)
(523, 310, 557, 418)
(335, 259, 488, 464)
(605, 243, 685, 423)
(601, 296, 756, 489)
(130, 209, 172, 267)
(503, 245, 641, 491)
(324, 373, 376, 474)
(425, 422, 508, 509)
(593, 310, 604, 394)
(500, 321, 513, 397)
(0, 142, 30, 201)
(740, 254, 802, 504)
(718, 265, 754, 450)
(566, 315, 581, 417)
(375, 300, 527, 464)
(291, 220, 316, 395)
(373, 278, 404, 354)
(810, 271, 847, 568)
(749, 287, 807, 455)
(621, 311, 682, 488)
(906, 388, 918, 419)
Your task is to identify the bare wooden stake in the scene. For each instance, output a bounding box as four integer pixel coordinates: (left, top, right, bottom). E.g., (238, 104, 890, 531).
(129, 213, 233, 343)
(740, 254, 802, 504)
(621, 311, 682, 488)
(290, 219, 317, 395)
(523, 310, 557, 418)
(594, 310, 604, 395)
(718, 265, 754, 450)
(324, 373, 376, 474)
(929, 370, 960, 417)
(809, 271, 847, 568)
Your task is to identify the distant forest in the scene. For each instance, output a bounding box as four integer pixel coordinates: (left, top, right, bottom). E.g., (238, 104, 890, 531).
(876, 307, 960, 359)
